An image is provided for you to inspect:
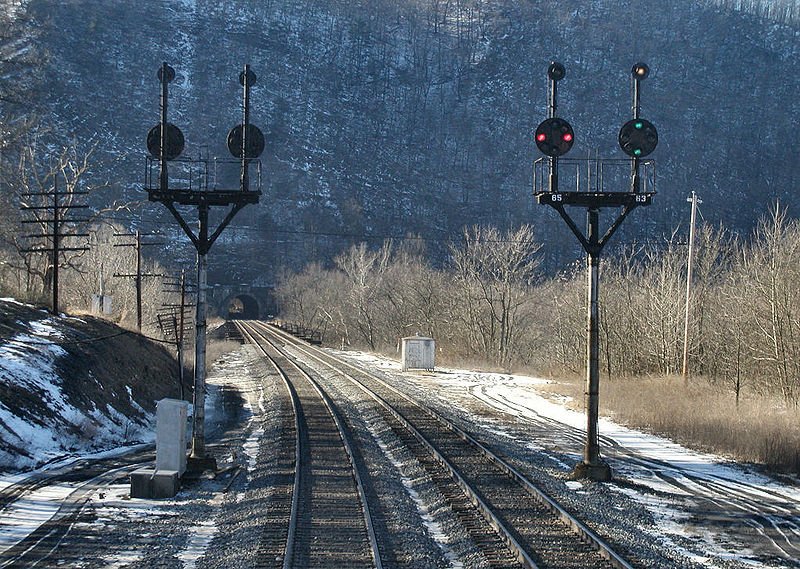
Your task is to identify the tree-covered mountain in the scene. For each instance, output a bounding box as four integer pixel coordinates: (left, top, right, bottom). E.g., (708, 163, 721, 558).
(5, 0, 800, 281)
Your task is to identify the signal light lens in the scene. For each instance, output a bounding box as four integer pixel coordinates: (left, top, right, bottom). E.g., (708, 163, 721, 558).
(548, 61, 566, 82)
(534, 117, 575, 157)
(632, 62, 650, 79)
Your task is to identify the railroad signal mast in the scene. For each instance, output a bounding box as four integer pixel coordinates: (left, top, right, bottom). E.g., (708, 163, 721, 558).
(534, 62, 658, 481)
(145, 62, 263, 472)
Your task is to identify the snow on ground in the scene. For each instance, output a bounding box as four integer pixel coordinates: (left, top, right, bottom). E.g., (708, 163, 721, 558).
(0, 480, 78, 555)
(176, 491, 224, 569)
(366, 414, 464, 568)
(339, 349, 800, 568)
(0, 340, 254, 565)
(0, 314, 155, 471)
(2, 338, 797, 567)
(173, 347, 259, 561)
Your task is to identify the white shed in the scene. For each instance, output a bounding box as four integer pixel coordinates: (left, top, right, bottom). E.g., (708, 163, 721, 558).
(401, 336, 435, 371)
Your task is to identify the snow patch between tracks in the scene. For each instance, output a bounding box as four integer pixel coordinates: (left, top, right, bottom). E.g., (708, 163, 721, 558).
(366, 419, 464, 568)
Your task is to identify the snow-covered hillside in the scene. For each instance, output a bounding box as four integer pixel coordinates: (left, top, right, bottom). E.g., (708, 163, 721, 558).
(0, 298, 181, 472)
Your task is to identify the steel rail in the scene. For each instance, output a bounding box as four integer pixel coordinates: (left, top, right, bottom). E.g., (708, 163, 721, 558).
(261, 321, 635, 569)
(0, 445, 156, 515)
(236, 321, 381, 569)
(258, 322, 536, 568)
(234, 322, 301, 568)
(0, 462, 141, 567)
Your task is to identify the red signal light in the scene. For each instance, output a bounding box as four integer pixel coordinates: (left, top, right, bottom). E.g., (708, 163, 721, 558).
(534, 117, 575, 157)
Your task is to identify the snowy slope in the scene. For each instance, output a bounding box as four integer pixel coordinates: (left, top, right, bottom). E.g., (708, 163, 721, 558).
(0, 298, 180, 472)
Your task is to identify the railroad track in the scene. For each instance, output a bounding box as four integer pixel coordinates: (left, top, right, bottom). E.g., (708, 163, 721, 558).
(470, 381, 800, 565)
(0, 453, 151, 568)
(244, 320, 633, 569)
(0, 376, 249, 567)
(0, 447, 155, 513)
(236, 322, 380, 569)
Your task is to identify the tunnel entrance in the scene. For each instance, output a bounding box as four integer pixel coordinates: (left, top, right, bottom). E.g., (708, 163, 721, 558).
(227, 294, 260, 320)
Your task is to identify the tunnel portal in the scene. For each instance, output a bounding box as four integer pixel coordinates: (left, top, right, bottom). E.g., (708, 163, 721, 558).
(227, 294, 260, 320)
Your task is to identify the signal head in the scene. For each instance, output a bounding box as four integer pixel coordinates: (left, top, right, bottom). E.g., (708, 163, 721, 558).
(146, 123, 184, 161)
(632, 62, 650, 80)
(618, 118, 658, 157)
(157, 63, 176, 84)
(535, 117, 575, 157)
(228, 123, 265, 159)
(239, 67, 257, 87)
(548, 61, 566, 82)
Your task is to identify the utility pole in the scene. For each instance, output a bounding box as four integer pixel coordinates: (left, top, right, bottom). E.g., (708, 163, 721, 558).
(158, 268, 194, 400)
(145, 62, 263, 472)
(113, 230, 162, 332)
(534, 62, 658, 481)
(682, 191, 702, 383)
(178, 269, 189, 397)
(20, 174, 89, 314)
(52, 177, 60, 313)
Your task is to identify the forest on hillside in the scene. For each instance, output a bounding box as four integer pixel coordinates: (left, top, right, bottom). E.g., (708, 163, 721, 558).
(1, 0, 800, 310)
(1, 0, 799, 475)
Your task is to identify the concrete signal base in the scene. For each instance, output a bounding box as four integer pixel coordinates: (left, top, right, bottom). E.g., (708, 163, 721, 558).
(130, 398, 191, 499)
(130, 469, 180, 499)
(571, 461, 612, 482)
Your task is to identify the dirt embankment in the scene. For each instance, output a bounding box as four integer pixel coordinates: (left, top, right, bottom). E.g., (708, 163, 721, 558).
(0, 299, 185, 472)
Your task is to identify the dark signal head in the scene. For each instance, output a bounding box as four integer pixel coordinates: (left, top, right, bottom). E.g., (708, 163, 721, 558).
(548, 61, 566, 81)
(146, 123, 185, 161)
(534, 117, 575, 157)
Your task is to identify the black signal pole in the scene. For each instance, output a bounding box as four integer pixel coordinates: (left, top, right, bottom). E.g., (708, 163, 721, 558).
(585, 206, 603, 477)
(145, 63, 262, 472)
(534, 62, 658, 481)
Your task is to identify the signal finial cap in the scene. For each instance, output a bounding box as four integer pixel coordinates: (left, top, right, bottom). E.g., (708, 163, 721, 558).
(548, 61, 566, 81)
(632, 62, 650, 80)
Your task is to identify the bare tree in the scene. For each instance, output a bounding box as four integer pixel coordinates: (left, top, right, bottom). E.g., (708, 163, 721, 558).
(4, 139, 99, 301)
(737, 205, 800, 405)
(334, 241, 392, 350)
(449, 225, 542, 368)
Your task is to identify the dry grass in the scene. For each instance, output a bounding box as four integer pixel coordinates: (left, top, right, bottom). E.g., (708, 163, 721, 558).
(206, 339, 244, 365)
(537, 373, 800, 474)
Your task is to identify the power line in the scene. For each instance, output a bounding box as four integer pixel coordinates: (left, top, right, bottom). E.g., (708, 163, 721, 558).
(93, 213, 677, 248)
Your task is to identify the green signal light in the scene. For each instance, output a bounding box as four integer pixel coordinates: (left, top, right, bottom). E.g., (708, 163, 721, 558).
(619, 118, 658, 158)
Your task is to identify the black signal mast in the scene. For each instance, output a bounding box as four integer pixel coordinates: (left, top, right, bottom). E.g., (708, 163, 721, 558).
(145, 62, 263, 472)
(534, 62, 658, 481)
